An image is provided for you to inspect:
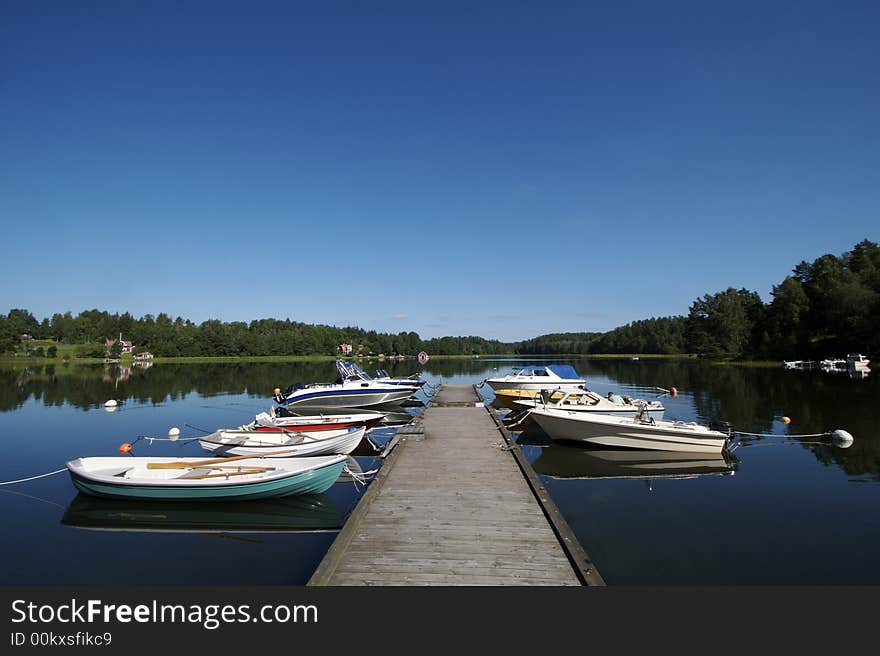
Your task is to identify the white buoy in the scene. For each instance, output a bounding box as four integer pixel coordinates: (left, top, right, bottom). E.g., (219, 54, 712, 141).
(831, 429, 854, 449)
(103, 405, 117, 413)
(168, 427, 181, 441)
(104, 399, 117, 407)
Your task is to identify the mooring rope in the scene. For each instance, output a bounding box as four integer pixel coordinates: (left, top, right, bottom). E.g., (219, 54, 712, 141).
(734, 430, 831, 438)
(344, 465, 379, 490)
(133, 434, 202, 445)
(0, 468, 67, 486)
(185, 423, 215, 434)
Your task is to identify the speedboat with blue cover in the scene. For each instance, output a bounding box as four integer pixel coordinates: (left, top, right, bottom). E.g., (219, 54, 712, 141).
(483, 364, 585, 392)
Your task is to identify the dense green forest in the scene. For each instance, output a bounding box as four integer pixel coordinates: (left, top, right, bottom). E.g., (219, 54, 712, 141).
(514, 239, 879, 358)
(0, 310, 509, 358)
(1, 238, 877, 360)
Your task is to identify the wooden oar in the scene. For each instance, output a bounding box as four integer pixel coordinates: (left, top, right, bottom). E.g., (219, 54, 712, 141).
(181, 469, 276, 481)
(192, 466, 273, 473)
(146, 449, 295, 470)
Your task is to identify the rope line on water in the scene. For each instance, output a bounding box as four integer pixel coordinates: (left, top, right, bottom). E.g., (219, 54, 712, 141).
(734, 430, 830, 438)
(0, 468, 67, 486)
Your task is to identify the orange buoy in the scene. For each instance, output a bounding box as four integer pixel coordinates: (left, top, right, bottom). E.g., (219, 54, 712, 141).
(671, 387, 678, 397)
(119, 442, 133, 454)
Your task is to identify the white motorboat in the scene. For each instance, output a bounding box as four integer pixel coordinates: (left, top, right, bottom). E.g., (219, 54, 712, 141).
(510, 389, 665, 420)
(274, 360, 418, 408)
(483, 364, 585, 392)
(198, 426, 366, 457)
(528, 403, 731, 453)
(847, 354, 870, 370)
(373, 368, 427, 388)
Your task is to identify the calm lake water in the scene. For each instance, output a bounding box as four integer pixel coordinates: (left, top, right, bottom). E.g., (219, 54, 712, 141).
(1, 357, 877, 585)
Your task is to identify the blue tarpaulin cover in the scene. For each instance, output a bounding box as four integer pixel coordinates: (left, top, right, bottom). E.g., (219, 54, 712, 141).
(546, 365, 581, 379)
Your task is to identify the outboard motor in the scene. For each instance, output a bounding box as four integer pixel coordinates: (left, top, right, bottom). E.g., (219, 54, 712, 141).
(274, 383, 302, 404)
(540, 389, 553, 405)
(709, 420, 733, 435)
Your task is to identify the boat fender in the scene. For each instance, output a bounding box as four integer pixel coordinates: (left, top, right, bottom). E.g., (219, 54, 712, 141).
(831, 430, 854, 449)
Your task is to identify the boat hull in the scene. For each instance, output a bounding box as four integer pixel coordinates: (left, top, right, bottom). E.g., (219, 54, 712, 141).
(281, 387, 415, 408)
(529, 409, 728, 454)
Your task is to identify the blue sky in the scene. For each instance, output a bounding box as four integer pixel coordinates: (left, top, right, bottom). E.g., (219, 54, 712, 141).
(1, 1, 878, 341)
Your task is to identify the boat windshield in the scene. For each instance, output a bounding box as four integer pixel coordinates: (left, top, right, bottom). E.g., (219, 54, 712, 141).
(335, 360, 372, 382)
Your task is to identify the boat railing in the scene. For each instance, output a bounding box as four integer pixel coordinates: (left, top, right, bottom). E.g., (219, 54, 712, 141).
(633, 401, 657, 426)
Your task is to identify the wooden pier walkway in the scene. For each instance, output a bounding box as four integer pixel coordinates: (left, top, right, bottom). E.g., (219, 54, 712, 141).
(309, 384, 604, 586)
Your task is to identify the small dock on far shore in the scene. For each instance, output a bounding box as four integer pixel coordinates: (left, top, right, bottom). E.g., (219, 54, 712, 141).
(309, 384, 604, 586)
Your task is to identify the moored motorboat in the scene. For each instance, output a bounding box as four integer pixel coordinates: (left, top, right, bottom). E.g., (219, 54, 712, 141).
(502, 389, 665, 419)
(198, 425, 366, 457)
(274, 361, 419, 408)
(373, 368, 427, 388)
(528, 404, 731, 453)
(483, 364, 585, 392)
(66, 454, 347, 501)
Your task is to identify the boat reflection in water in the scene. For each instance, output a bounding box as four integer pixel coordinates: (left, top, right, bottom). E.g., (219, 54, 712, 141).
(373, 407, 417, 428)
(61, 492, 344, 534)
(531, 443, 738, 483)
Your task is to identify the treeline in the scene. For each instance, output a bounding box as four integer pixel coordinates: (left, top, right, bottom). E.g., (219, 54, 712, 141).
(2, 239, 877, 360)
(516, 332, 603, 355)
(0, 310, 509, 358)
(515, 238, 879, 359)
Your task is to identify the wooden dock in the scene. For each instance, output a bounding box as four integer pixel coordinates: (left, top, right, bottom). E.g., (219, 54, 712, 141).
(309, 384, 604, 586)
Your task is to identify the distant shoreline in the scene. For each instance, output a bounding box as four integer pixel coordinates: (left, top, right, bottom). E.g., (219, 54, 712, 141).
(0, 353, 780, 366)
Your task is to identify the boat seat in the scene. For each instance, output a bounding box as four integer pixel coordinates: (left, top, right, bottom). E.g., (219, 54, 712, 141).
(176, 468, 217, 479)
(96, 467, 135, 478)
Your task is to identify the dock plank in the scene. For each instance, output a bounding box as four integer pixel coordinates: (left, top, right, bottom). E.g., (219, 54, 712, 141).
(308, 384, 603, 586)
